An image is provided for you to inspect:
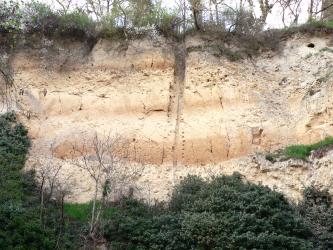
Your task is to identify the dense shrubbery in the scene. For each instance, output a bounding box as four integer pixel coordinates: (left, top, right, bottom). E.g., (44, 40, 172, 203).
(1, 0, 332, 44)
(0, 0, 171, 40)
(0, 112, 54, 249)
(105, 174, 314, 249)
(0, 112, 85, 249)
(21, 1, 96, 38)
(298, 187, 333, 250)
(0, 0, 21, 33)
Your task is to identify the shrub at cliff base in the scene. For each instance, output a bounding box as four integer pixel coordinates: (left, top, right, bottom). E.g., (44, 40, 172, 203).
(105, 174, 313, 250)
(298, 187, 333, 250)
(0, 113, 81, 249)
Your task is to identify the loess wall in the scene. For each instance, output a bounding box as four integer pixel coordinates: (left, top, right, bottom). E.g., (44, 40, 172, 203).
(4, 33, 333, 202)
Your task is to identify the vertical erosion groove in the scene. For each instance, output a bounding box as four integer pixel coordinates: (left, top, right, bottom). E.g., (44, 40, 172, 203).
(171, 42, 186, 171)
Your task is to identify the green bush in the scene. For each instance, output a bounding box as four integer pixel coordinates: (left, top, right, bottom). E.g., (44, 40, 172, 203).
(22, 1, 96, 39)
(0, 112, 56, 249)
(0, 112, 84, 249)
(104, 173, 313, 249)
(128, 0, 155, 28)
(99, 15, 127, 39)
(155, 9, 177, 36)
(0, 0, 22, 33)
(22, 1, 59, 35)
(58, 10, 96, 38)
(297, 187, 333, 250)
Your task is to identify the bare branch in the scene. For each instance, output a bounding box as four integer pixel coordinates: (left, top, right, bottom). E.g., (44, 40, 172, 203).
(314, 1, 333, 14)
(71, 131, 144, 243)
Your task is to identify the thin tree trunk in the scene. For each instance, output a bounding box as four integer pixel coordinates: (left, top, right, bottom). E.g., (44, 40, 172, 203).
(193, 10, 201, 30)
(39, 178, 45, 222)
(61, 194, 65, 226)
(309, 0, 314, 20)
(182, 0, 186, 38)
(215, 4, 219, 25)
(90, 179, 99, 234)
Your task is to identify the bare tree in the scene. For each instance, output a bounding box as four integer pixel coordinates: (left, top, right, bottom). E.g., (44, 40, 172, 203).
(258, 0, 277, 26)
(213, 0, 228, 25)
(85, 0, 115, 20)
(71, 132, 143, 243)
(277, 0, 304, 26)
(30, 140, 75, 243)
(34, 143, 63, 221)
(189, 0, 204, 30)
(54, 0, 73, 14)
(319, 0, 333, 19)
(309, 0, 315, 20)
(174, 0, 189, 37)
(54, 175, 75, 224)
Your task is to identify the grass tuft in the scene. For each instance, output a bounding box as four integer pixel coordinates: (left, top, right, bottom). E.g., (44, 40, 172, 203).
(284, 145, 312, 160)
(64, 202, 117, 222)
(320, 47, 333, 53)
(284, 136, 333, 160)
(266, 137, 333, 162)
(64, 203, 92, 221)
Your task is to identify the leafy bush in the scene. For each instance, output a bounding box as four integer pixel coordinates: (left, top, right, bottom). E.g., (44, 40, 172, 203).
(0, 112, 56, 249)
(58, 10, 96, 38)
(99, 15, 127, 39)
(0, 0, 22, 33)
(22, 1, 59, 35)
(155, 9, 177, 36)
(22, 1, 95, 39)
(105, 173, 313, 249)
(128, 0, 155, 28)
(297, 187, 333, 250)
(0, 112, 84, 249)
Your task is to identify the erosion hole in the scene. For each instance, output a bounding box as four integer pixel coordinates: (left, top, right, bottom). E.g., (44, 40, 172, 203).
(307, 43, 315, 48)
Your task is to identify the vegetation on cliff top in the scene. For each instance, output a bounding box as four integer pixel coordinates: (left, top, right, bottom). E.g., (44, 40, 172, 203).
(1, 0, 333, 42)
(0, 0, 332, 91)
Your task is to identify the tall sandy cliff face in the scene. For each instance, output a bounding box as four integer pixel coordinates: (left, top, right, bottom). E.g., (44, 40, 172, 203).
(3, 34, 333, 202)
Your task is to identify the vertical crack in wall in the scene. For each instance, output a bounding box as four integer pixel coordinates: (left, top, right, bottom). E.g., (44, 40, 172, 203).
(170, 42, 186, 171)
